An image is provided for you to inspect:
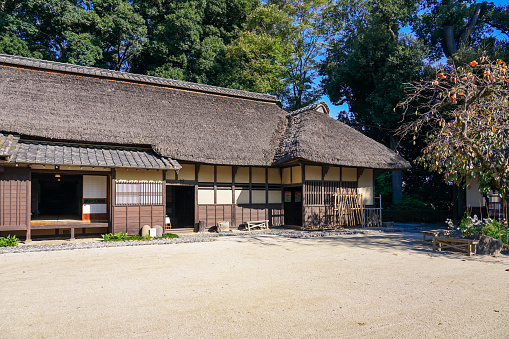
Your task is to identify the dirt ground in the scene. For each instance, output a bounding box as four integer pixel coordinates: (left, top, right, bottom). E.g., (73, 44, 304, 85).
(1, 232, 508, 338)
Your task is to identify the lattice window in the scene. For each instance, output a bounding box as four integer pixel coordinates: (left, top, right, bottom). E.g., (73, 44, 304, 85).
(115, 181, 163, 205)
(304, 181, 357, 206)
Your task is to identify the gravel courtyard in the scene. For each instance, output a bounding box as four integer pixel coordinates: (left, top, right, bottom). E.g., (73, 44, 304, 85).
(1, 232, 508, 338)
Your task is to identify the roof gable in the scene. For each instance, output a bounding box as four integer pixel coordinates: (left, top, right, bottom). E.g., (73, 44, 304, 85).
(274, 106, 410, 170)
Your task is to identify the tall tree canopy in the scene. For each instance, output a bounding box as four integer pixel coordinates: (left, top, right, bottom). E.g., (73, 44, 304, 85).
(210, 4, 292, 95)
(131, 0, 259, 82)
(413, 1, 509, 62)
(267, 0, 327, 111)
(0, 0, 147, 70)
(320, 0, 426, 143)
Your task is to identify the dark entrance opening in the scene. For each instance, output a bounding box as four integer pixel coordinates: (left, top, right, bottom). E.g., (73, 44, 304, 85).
(31, 173, 82, 220)
(284, 186, 302, 226)
(166, 185, 195, 228)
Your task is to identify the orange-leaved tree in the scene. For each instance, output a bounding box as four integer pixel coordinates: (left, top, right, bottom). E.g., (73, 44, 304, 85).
(397, 56, 509, 220)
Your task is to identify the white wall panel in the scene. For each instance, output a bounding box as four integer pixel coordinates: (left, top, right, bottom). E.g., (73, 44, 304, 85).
(83, 175, 107, 198)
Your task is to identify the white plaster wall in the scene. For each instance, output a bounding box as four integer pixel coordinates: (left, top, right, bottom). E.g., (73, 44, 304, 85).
(466, 177, 485, 207)
(357, 169, 374, 206)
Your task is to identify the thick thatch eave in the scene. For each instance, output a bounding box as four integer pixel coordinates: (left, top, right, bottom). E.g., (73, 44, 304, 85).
(274, 106, 410, 170)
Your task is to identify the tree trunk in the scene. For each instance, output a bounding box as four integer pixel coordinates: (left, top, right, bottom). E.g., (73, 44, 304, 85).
(453, 184, 458, 224)
(458, 3, 483, 50)
(443, 26, 457, 58)
(441, 1, 485, 58)
(390, 135, 402, 205)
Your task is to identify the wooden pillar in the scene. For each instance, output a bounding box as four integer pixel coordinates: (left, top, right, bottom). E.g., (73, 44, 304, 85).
(26, 168, 32, 241)
(265, 167, 269, 223)
(195, 164, 200, 227)
(249, 167, 252, 205)
(213, 165, 217, 204)
(301, 164, 305, 229)
(232, 166, 237, 228)
(110, 169, 117, 233)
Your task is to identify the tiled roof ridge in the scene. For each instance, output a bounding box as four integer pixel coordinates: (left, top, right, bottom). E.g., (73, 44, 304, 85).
(0, 133, 20, 157)
(8, 138, 181, 170)
(17, 137, 157, 152)
(0, 54, 278, 103)
(288, 101, 330, 117)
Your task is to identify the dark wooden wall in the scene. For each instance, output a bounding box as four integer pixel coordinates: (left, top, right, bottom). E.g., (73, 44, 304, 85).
(198, 203, 283, 229)
(112, 205, 165, 234)
(303, 206, 335, 229)
(0, 167, 30, 231)
(111, 176, 166, 235)
(236, 204, 283, 228)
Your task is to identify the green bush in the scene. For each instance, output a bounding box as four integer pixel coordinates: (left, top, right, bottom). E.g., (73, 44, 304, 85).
(101, 232, 179, 242)
(0, 235, 20, 247)
(101, 232, 130, 242)
(446, 215, 508, 245)
(383, 209, 451, 223)
(395, 195, 430, 210)
(160, 233, 179, 239)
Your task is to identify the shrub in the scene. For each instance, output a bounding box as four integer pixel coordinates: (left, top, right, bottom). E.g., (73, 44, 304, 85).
(160, 233, 179, 239)
(101, 232, 130, 242)
(383, 209, 450, 223)
(446, 215, 508, 245)
(392, 195, 430, 210)
(101, 232, 179, 242)
(0, 235, 20, 247)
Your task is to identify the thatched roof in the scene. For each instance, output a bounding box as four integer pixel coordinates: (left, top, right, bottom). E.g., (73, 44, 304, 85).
(0, 54, 277, 103)
(274, 103, 410, 170)
(0, 54, 408, 169)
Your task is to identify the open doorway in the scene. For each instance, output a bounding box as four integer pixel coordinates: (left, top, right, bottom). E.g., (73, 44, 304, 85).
(166, 185, 195, 228)
(284, 186, 302, 226)
(31, 173, 82, 220)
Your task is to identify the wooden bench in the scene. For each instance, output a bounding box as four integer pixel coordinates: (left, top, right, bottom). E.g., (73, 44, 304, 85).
(421, 229, 452, 244)
(432, 237, 479, 256)
(244, 220, 269, 231)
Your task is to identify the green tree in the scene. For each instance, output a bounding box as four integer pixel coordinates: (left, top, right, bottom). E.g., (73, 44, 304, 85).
(320, 0, 427, 204)
(131, 0, 259, 83)
(0, 0, 147, 70)
(412, 1, 509, 61)
(268, 0, 327, 110)
(212, 5, 292, 95)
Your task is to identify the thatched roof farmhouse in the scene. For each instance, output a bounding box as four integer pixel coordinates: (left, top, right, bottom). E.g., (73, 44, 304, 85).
(0, 54, 409, 238)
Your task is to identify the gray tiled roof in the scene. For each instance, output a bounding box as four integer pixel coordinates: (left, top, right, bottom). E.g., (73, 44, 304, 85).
(289, 102, 330, 116)
(0, 54, 278, 103)
(0, 133, 19, 156)
(9, 139, 181, 170)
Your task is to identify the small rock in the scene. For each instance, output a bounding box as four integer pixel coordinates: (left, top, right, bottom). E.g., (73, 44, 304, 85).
(217, 221, 229, 233)
(155, 225, 163, 237)
(464, 234, 503, 255)
(141, 225, 151, 237)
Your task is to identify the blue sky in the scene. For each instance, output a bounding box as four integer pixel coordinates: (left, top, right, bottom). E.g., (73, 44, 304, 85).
(321, 0, 508, 119)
